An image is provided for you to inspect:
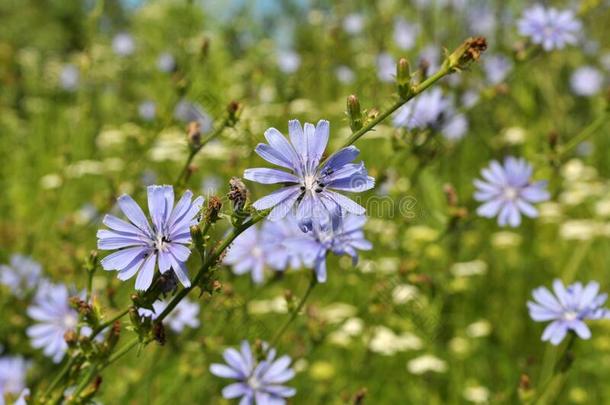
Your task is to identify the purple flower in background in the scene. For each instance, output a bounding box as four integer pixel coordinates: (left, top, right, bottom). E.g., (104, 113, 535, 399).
(59, 64, 79, 92)
(276, 50, 301, 74)
(97, 185, 204, 291)
(210, 341, 296, 405)
(528, 280, 610, 345)
(376, 52, 395, 83)
(0, 254, 42, 298)
(570, 66, 604, 96)
(157, 52, 176, 73)
(26, 282, 88, 362)
(393, 88, 450, 130)
(335, 65, 355, 84)
(139, 298, 200, 333)
(138, 100, 156, 121)
(174, 99, 213, 133)
(343, 13, 365, 35)
(517, 5, 581, 51)
(441, 113, 468, 141)
(483, 54, 513, 85)
(0, 356, 29, 400)
(393, 18, 419, 51)
(287, 214, 372, 283)
(223, 215, 303, 284)
(474, 157, 549, 227)
(244, 120, 374, 232)
(112, 32, 135, 56)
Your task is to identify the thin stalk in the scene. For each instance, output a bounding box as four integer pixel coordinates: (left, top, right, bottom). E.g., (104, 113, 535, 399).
(41, 355, 77, 400)
(531, 334, 576, 405)
(559, 110, 609, 158)
(270, 272, 318, 347)
(90, 307, 131, 340)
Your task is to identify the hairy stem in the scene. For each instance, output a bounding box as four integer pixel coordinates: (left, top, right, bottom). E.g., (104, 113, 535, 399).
(559, 110, 610, 158)
(90, 307, 131, 340)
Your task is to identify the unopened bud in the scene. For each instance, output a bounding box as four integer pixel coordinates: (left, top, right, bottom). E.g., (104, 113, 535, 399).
(346, 95, 363, 132)
(227, 101, 241, 126)
(396, 58, 412, 99)
(204, 196, 223, 225)
(353, 388, 367, 405)
(153, 322, 166, 345)
(200, 37, 210, 59)
(443, 183, 458, 207)
(105, 321, 121, 351)
(187, 121, 201, 148)
(64, 330, 78, 347)
(548, 130, 559, 151)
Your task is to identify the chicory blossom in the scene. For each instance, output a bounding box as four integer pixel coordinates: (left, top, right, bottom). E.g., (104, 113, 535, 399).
(0, 356, 29, 401)
(393, 88, 450, 130)
(244, 120, 374, 232)
(112, 32, 135, 56)
(210, 341, 296, 405)
(288, 214, 372, 283)
(0, 254, 42, 298)
(474, 157, 549, 227)
(26, 282, 88, 362)
(97, 185, 204, 291)
(483, 54, 513, 85)
(528, 279, 610, 345)
(570, 66, 604, 96)
(517, 5, 581, 51)
(139, 298, 200, 333)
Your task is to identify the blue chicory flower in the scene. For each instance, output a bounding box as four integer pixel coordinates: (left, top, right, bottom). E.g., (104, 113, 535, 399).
(244, 120, 374, 232)
(474, 157, 549, 227)
(483, 54, 513, 85)
(112, 32, 136, 56)
(26, 282, 90, 363)
(0, 254, 42, 298)
(570, 66, 604, 96)
(517, 5, 581, 51)
(97, 185, 204, 291)
(528, 279, 610, 345)
(0, 356, 29, 402)
(210, 341, 296, 405)
(138, 298, 200, 333)
(393, 88, 450, 130)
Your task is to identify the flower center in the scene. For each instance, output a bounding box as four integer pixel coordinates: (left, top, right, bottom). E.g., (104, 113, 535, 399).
(252, 246, 263, 258)
(503, 186, 518, 201)
(248, 375, 262, 390)
(154, 233, 170, 252)
(63, 313, 78, 329)
(563, 311, 578, 321)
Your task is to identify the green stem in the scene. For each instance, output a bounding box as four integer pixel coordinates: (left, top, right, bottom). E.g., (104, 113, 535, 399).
(90, 307, 131, 340)
(340, 63, 453, 149)
(531, 334, 577, 405)
(105, 337, 141, 366)
(41, 355, 77, 400)
(559, 110, 610, 158)
(270, 272, 318, 347)
(70, 363, 98, 400)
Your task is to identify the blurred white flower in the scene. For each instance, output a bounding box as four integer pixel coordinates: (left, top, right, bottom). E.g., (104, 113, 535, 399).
(156, 52, 176, 72)
(595, 199, 610, 218)
(376, 52, 395, 83)
(538, 202, 562, 223)
(392, 284, 418, 304)
(247, 297, 288, 315)
(491, 231, 522, 248)
(369, 326, 422, 355)
(451, 260, 488, 277)
(59, 63, 79, 91)
(559, 220, 601, 240)
(407, 354, 447, 374)
(502, 127, 526, 145)
(96, 128, 126, 149)
(466, 320, 492, 338)
(40, 173, 62, 189)
(319, 303, 357, 324)
(65, 160, 104, 178)
(335, 65, 355, 84)
(138, 100, 156, 121)
(463, 385, 490, 403)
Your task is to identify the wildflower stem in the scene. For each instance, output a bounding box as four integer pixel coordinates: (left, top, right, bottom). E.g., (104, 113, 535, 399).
(105, 337, 141, 366)
(41, 355, 77, 401)
(559, 110, 610, 158)
(175, 115, 231, 188)
(90, 307, 131, 339)
(531, 334, 577, 405)
(270, 271, 318, 348)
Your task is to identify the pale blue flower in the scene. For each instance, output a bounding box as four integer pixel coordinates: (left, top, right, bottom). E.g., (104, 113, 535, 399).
(139, 298, 200, 333)
(244, 120, 374, 232)
(59, 64, 79, 92)
(517, 5, 581, 51)
(393, 88, 450, 130)
(376, 52, 395, 83)
(174, 99, 213, 132)
(156, 52, 176, 73)
(97, 185, 204, 291)
(210, 341, 296, 405)
(0, 356, 29, 402)
(335, 65, 355, 84)
(483, 54, 513, 85)
(343, 13, 365, 35)
(570, 66, 604, 96)
(474, 157, 550, 227)
(276, 50, 301, 74)
(26, 282, 88, 363)
(138, 100, 156, 121)
(393, 18, 418, 50)
(528, 280, 610, 345)
(112, 32, 135, 56)
(442, 113, 468, 141)
(0, 254, 42, 298)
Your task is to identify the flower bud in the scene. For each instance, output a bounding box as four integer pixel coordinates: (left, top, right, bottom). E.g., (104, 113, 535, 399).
(153, 322, 166, 346)
(396, 58, 412, 99)
(346, 95, 363, 132)
(187, 121, 201, 148)
(227, 101, 241, 126)
(445, 36, 487, 72)
(204, 196, 223, 225)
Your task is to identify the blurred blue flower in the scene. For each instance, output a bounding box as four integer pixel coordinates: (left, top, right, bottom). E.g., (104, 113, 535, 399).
(376, 52, 395, 83)
(138, 100, 156, 122)
(97, 185, 204, 291)
(112, 32, 135, 56)
(287, 214, 372, 283)
(570, 66, 604, 96)
(517, 5, 581, 51)
(393, 18, 419, 51)
(223, 215, 303, 284)
(59, 64, 79, 92)
(474, 157, 549, 227)
(26, 282, 88, 363)
(244, 120, 374, 232)
(335, 65, 355, 84)
(174, 100, 213, 133)
(483, 54, 513, 85)
(0, 254, 42, 298)
(156, 52, 176, 73)
(343, 13, 365, 35)
(441, 113, 468, 141)
(393, 88, 450, 130)
(210, 341, 296, 405)
(139, 298, 200, 333)
(528, 280, 610, 345)
(0, 356, 29, 400)
(276, 50, 301, 74)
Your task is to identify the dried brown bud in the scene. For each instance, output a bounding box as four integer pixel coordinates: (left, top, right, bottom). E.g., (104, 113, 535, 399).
(64, 330, 78, 346)
(548, 130, 559, 150)
(205, 196, 223, 224)
(353, 388, 368, 405)
(443, 183, 458, 207)
(447, 36, 487, 71)
(187, 121, 201, 147)
(153, 322, 166, 345)
(519, 373, 531, 391)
